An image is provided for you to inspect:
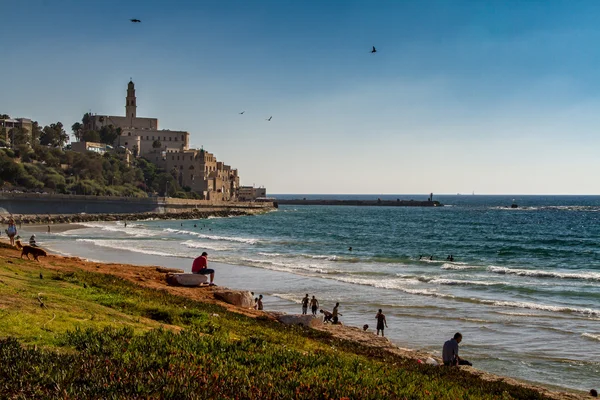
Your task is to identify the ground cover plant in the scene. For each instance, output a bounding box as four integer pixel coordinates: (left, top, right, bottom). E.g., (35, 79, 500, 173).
(0, 253, 551, 399)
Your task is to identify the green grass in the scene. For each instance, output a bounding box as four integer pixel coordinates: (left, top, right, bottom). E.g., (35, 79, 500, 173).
(0, 255, 551, 399)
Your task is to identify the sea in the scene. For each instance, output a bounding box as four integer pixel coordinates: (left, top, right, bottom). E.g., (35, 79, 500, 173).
(31, 195, 600, 392)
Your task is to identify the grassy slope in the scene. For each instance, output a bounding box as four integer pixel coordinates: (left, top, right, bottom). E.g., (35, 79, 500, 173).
(0, 247, 551, 399)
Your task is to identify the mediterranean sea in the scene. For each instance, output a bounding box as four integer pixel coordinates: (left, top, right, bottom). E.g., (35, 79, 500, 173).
(35, 195, 600, 391)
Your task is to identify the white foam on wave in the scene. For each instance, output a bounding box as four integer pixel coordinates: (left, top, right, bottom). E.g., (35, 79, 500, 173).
(78, 222, 160, 238)
(164, 228, 258, 244)
(581, 333, 600, 342)
(75, 238, 184, 258)
(489, 266, 600, 282)
(271, 293, 303, 304)
(441, 263, 483, 271)
(240, 257, 339, 275)
(428, 278, 499, 287)
(479, 299, 600, 317)
(181, 240, 230, 252)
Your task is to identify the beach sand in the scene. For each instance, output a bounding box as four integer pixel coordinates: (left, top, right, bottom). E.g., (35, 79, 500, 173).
(0, 240, 589, 400)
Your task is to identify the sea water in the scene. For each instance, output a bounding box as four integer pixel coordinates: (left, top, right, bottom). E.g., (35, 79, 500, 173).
(38, 195, 600, 391)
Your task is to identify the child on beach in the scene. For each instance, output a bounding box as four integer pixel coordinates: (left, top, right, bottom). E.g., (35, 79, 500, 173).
(254, 298, 258, 310)
(332, 302, 342, 324)
(320, 309, 333, 323)
(257, 295, 263, 310)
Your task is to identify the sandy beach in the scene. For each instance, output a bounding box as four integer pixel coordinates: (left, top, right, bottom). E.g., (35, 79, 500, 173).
(0, 237, 589, 400)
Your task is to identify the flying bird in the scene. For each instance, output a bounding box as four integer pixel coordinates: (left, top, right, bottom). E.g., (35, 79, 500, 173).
(266, 116, 272, 121)
(371, 46, 377, 53)
(130, 18, 141, 23)
(239, 111, 245, 114)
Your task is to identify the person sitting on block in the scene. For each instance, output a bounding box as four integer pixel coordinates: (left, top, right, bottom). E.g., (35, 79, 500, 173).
(192, 252, 215, 285)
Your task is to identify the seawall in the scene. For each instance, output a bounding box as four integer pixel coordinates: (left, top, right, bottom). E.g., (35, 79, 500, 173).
(276, 199, 442, 207)
(0, 193, 275, 216)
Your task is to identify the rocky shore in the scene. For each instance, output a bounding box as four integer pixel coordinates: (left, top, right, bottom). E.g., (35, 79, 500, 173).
(0, 208, 269, 225)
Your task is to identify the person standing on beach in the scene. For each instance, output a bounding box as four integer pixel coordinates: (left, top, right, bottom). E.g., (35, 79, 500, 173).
(442, 332, 472, 366)
(310, 296, 319, 316)
(6, 219, 17, 247)
(332, 302, 342, 324)
(191, 252, 215, 285)
(301, 294, 310, 314)
(258, 294, 263, 310)
(376, 309, 388, 336)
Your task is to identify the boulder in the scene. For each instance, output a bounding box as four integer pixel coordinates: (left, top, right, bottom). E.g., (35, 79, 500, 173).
(165, 273, 207, 287)
(156, 267, 185, 274)
(214, 290, 254, 308)
(275, 314, 323, 328)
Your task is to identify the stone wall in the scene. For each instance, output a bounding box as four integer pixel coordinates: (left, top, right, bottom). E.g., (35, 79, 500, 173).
(0, 193, 274, 216)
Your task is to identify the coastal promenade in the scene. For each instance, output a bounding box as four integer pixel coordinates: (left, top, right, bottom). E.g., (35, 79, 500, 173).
(0, 192, 275, 221)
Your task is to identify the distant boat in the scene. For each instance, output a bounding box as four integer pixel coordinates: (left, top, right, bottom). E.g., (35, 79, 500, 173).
(510, 199, 518, 208)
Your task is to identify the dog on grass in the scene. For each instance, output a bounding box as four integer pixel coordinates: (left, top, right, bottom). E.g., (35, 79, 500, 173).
(15, 240, 47, 261)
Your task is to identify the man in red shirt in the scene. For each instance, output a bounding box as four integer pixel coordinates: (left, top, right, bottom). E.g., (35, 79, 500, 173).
(191, 252, 215, 285)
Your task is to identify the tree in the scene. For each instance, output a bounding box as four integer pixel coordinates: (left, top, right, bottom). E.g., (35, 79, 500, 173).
(81, 130, 101, 143)
(71, 122, 83, 141)
(9, 127, 29, 147)
(99, 125, 120, 145)
(0, 114, 9, 119)
(39, 122, 69, 148)
(30, 121, 42, 146)
(152, 139, 162, 148)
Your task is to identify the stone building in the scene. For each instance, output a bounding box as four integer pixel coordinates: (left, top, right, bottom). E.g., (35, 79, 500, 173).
(238, 186, 268, 201)
(1, 117, 32, 145)
(151, 148, 239, 200)
(85, 81, 190, 156)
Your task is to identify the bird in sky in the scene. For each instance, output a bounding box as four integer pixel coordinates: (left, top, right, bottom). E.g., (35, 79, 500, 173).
(130, 19, 141, 23)
(266, 116, 272, 121)
(239, 111, 245, 114)
(371, 46, 377, 53)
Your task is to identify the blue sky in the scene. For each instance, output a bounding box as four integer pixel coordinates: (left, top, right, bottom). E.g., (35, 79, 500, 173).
(1, 0, 600, 194)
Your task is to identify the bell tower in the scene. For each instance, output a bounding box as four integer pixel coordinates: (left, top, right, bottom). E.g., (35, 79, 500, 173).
(125, 80, 137, 121)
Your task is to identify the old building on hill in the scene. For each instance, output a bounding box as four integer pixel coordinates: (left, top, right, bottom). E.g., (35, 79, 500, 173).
(77, 81, 244, 200)
(85, 81, 190, 156)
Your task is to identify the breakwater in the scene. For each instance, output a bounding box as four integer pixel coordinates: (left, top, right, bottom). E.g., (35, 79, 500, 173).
(0, 208, 266, 225)
(275, 198, 442, 207)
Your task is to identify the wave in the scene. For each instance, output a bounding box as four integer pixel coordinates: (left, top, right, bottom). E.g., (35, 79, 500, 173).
(489, 266, 600, 282)
(581, 333, 600, 342)
(75, 238, 184, 258)
(78, 222, 160, 238)
(478, 299, 600, 317)
(441, 263, 483, 271)
(427, 278, 499, 287)
(181, 240, 231, 252)
(163, 228, 259, 244)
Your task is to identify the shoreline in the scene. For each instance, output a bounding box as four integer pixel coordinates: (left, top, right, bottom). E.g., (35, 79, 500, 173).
(0, 240, 588, 399)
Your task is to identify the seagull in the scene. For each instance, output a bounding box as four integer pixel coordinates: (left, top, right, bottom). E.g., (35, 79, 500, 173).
(239, 111, 245, 114)
(130, 19, 141, 23)
(371, 46, 377, 53)
(266, 116, 272, 121)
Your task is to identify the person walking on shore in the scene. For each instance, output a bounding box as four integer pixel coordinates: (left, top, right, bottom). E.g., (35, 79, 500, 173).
(332, 302, 342, 324)
(191, 252, 215, 285)
(310, 295, 319, 316)
(442, 332, 472, 366)
(376, 309, 388, 336)
(301, 294, 309, 314)
(6, 219, 17, 247)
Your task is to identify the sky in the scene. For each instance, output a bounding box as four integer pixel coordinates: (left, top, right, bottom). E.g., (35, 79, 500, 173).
(1, 0, 600, 194)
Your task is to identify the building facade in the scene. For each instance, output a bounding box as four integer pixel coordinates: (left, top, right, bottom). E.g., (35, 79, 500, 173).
(1, 118, 32, 145)
(85, 81, 190, 156)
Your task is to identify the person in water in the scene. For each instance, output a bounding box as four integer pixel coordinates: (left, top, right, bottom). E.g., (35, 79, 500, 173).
(310, 296, 319, 316)
(375, 309, 388, 337)
(446, 255, 454, 261)
(301, 294, 309, 314)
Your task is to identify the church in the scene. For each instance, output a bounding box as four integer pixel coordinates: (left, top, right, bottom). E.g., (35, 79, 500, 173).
(85, 80, 190, 157)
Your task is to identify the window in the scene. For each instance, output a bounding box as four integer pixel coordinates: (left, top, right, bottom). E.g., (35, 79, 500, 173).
(172, 156, 174, 161)
(181, 135, 184, 141)
(177, 156, 179, 160)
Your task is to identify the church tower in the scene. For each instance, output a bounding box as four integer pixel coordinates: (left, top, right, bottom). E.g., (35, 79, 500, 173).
(125, 80, 137, 121)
